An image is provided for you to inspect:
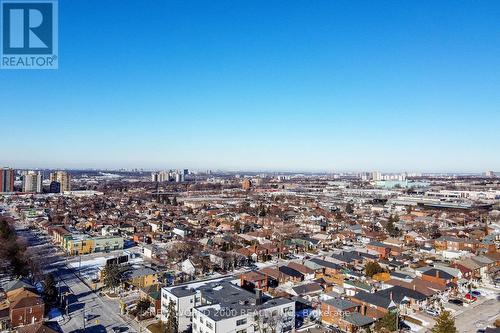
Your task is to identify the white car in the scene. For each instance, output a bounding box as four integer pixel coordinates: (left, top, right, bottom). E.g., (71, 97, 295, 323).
(425, 309, 439, 317)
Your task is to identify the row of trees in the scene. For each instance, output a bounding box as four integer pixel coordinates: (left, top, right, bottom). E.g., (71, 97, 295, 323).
(0, 219, 62, 308)
(0, 217, 29, 277)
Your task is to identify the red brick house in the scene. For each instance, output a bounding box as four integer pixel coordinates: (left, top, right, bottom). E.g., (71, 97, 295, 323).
(450, 263, 474, 280)
(421, 268, 456, 287)
(16, 322, 59, 333)
(8, 290, 44, 328)
(367, 241, 391, 259)
(240, 271, 269, 291)
(259, 267, 286, 284)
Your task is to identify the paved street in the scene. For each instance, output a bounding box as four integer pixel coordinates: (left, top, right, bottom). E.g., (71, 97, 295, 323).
(6, 209, 139, 333)
(57, 266, 141, 333)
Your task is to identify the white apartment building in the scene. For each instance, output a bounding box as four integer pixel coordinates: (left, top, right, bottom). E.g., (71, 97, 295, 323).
(162, 279, 295, 333)
(193, 298, 294, 333)
(161, 285, 198, 332)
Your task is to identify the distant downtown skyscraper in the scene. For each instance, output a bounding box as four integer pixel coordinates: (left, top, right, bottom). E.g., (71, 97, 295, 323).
(50, 171, 71, 192)
(0, 167, 15, 193)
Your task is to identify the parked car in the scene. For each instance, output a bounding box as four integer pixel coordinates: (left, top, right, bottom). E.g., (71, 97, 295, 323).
(448, 299, 464, 306)
(470, 290, 481, 297)
(425, 309, 439, 317)
(327, 325, 343, 333)
(465, 293, 477, 302)
(399, 321, 411, 331)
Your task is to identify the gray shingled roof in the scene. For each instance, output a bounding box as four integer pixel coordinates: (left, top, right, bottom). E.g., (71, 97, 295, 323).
(292, 282, 322, 295)
(352, 291, 393, 309)
(344, 312, 374, 326)
(2, 279, 34, 292)
(322, 298, 358, 311)
(375, 286, 427, 303)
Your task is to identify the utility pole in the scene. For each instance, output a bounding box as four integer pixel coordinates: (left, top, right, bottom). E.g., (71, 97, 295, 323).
(58, 277, 62, 306)
(396, 309, 399, 333)
(83, 304, 86, 330)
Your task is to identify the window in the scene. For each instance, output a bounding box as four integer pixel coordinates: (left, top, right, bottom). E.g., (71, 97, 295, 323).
(190, 299, 194, 303)
(206, 322, 213, 329)
(236, 330, 246, 333)
(236, 318, 247, 326)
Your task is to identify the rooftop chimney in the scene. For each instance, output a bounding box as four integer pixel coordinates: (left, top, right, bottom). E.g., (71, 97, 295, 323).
(255, 288, 263, 305)
(435, 270, 440, 278)
(389, 291, 393, 301)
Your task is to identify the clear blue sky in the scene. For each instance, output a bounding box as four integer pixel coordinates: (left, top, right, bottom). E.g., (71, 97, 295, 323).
(1, 0, 499, 172)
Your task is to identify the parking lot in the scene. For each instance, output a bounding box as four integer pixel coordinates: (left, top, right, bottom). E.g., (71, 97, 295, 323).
(455, 297, 500, 332)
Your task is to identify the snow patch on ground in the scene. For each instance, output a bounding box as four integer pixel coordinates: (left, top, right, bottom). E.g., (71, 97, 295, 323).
(67, 253, 145, 279)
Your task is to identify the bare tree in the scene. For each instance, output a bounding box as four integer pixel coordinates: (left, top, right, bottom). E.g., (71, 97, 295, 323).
(254, 308, 290, 333)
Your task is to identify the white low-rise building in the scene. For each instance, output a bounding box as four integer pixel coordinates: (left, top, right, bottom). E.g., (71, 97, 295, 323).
(162, 285, 198, 332)
(193, 297, 294, 333)
(162, 279, 295, 333)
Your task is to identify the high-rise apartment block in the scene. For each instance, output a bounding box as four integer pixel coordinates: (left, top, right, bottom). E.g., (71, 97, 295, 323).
(152, 169, 186, 183)
(0, 167, 15, 193)
(50, 171, 71, 192)
(22, 171, 43, 193)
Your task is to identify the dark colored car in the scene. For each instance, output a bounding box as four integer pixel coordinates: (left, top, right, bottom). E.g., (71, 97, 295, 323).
(448, 299, 463, 306)
(399, 321, 411, 331)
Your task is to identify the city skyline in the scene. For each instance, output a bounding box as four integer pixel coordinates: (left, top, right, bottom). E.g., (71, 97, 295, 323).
(0, 164, 496, 175)
(1, 0, 499, 171)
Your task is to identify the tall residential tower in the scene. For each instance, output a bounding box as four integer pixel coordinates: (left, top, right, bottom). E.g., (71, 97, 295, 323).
(50, 171, 71, 192)
(0, 167, 15, 193)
